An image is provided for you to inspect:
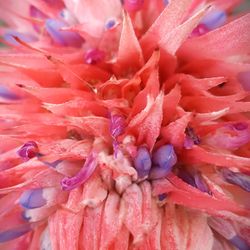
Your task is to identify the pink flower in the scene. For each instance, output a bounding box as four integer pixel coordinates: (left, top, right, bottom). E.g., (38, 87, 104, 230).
(0, 0, 250, 249)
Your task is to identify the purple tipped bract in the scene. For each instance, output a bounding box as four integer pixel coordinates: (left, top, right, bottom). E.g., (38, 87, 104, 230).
(84, 49, 105, 64)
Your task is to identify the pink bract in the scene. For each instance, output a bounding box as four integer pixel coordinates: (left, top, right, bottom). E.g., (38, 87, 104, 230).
(0, 0, 250, 249)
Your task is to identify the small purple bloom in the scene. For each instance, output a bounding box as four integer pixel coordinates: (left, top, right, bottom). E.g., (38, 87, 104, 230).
(84, 49, 105, 64)
(61, 153, 98, 191)
(0, 225, 31, 243)
(17, 141, 39, 160)
(45, 19, 83, 47)
(158, 193, 167, 201)
(105, 19, 117, 30)
(152, 144, 177, 171)
(19, 188, 47, 209)
(134, 146, 152, 179)
(221, 168, 250, 192)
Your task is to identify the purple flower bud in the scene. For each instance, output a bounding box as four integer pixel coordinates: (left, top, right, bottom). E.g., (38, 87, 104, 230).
(110, 113, 126, 138)
(59, 9, 77, 25)
(221, 169, 250, 192)
(158, 193, 167, 201)
(45, 19, 84, 47)
(0, 225, 31, 243)
(152, 144, 177, 171)
(17, 141, 39, 160)
(61, 153, 98, 191)
(134, 146, 152, 179)
(237, 71, 250, 91)
(19, 188, 46, 209)
(0, 86, 20, 100)
(201, 8, 226, 30)
(230, 235, 250, 250)
(123, 0, 144, 12)
(163, 0, 169, 6)
(105, 19, 117, 30)
(84, 49, 105, 64)
(191, 24, 209, 37)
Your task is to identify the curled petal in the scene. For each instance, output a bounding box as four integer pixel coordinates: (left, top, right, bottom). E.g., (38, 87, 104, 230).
(17, 141, 39, 160)
(61, 153, 98, 191)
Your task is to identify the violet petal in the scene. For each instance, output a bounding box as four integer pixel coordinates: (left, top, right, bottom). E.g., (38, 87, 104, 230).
(201, 8, 227, 30)
(123, 0, 144, 12)
(221, 169, 250, 192)
(45, 18, 83, 47)
(0, 225, 31, 243)
(194, 172, 211, 194)
(61, 153, 98, 191)
(230, 235, 250, 250)
(19, 188, 46, 209)
(133, 146, 152, 179)
(152, 144, 177, 171)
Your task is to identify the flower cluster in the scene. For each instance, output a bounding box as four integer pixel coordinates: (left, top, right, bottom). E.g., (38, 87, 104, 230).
(0, 0, 249, 249)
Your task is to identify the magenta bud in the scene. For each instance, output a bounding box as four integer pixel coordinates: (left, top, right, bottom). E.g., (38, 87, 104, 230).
(84, 49, 105, 64)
